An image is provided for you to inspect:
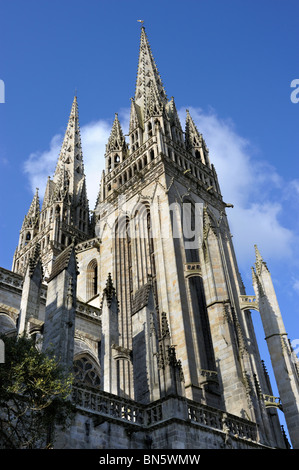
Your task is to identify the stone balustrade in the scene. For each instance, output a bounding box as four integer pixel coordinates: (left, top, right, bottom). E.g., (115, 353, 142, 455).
(239, 294, 259, 311)
(72, 385, 258, 443)
(263, 394, 283, 411)
(187, 402, 257, 441)
(185, 262, 201, 277)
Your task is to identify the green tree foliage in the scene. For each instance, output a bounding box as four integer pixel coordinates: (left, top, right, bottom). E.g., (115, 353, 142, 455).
(0, 335, 75, 448)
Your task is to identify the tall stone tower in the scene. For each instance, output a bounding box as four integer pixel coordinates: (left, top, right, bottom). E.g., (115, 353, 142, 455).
(92, 26, 289, 447)
(12, 96, 90, 280)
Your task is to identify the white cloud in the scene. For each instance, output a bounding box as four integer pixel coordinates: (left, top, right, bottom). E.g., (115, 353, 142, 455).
(181, 107, 296, 268)
(24, 133, 62, 196)
(80, 119, 111, 208)
(293, 279, 299, 293)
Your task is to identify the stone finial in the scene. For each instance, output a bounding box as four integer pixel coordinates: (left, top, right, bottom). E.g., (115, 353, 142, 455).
(28, 242, 43, 278)
(102, 273, 116, 307)
(160, 311, 170, 339)
(22, 187, 40, 231)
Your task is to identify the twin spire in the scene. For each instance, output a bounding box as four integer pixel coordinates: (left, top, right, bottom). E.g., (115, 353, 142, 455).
(24, 26, 208, 229)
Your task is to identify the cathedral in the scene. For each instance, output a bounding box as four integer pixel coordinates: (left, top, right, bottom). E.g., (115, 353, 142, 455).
(0, 26, 299, 449)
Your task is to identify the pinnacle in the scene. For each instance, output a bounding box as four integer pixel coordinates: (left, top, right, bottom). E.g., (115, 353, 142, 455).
(22, 188, 40, 230)
(160, 311, 170, 339)
(185, 110, 201, 146)
(253, 245, 269, 276)
(28, 242, 43, 278)
(166, 96, 183, 130)
(185, 110, 210, 167)
(107, 113, 127, 153)
(102, 273, 117, 307)
(254, 244, 263, 275)
(254, 244, 263, 263)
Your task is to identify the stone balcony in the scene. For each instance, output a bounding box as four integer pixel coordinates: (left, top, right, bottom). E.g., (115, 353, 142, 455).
(72, 385, 259, 445)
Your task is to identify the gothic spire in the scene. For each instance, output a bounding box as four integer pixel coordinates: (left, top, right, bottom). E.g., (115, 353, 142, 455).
(185, 110, 201, 149)
(106, 113, 127, 154)
(134, 26, 167, 120)
(167, 96, 183, 132)
(53, 95, 86, 200)
(21, 187, 40, 232)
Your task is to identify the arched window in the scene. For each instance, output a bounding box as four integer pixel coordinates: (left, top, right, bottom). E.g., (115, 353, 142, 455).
(73, 355, 101, 388)
(0, 313, 16, 335)
(86, 259, 98, 300)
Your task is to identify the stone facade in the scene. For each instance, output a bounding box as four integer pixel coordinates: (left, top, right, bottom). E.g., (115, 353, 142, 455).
(0, 26, 298, 449)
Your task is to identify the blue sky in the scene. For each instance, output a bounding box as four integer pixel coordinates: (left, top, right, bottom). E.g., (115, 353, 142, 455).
(1, 0, 299, 444)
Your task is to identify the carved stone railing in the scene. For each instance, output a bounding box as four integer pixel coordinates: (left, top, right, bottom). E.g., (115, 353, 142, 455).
(199, 369, 219, 384)
(72, 386, 150, 426)
(0, 266, 48, 301)
(76, 300, 101, 322)
(75, 238, 101, 254)
(185, 262, 201, 277)
(263, 394, 283, 411)
(239, 295, 259, 311)
(0, 267, 23, 291)
(187, 402, 257, 441)
(187, 403, 222, 431)
(72, 385, 258, 443)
